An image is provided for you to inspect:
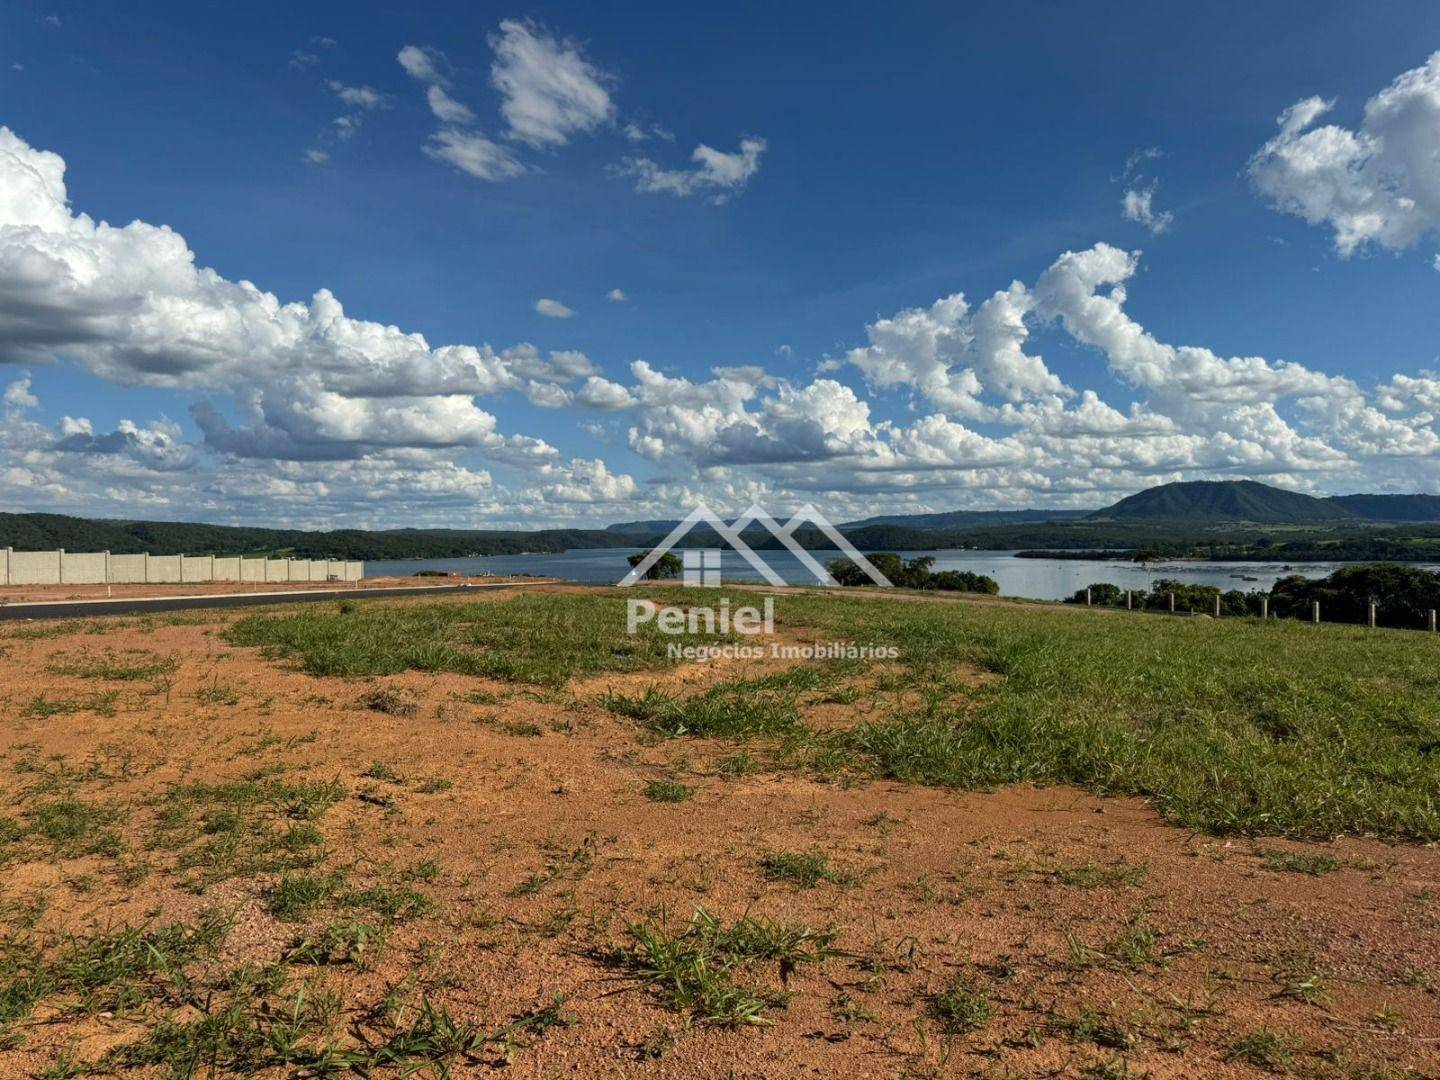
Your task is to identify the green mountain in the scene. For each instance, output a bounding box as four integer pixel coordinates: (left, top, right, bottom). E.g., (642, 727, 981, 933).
(1089, 480, 1358, 524)
(1328, 493, 1440, 522)
(842, 508, 1092, 529)
(604, 519, 682, 534)
(0, 513, 635, 560)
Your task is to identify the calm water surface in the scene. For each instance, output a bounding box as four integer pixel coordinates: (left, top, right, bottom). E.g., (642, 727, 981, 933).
(364, 549, 1434, 602)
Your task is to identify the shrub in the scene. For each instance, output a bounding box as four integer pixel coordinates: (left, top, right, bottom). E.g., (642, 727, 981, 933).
(626, 551, 683, 580)
(827, 554, 998, 594)
(1271, 562, 1440, 628)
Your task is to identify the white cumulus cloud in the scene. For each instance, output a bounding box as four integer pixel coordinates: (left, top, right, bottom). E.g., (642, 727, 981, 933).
(616, 138, 766, 203)
(1249, 50, 1440, 255)
(489, 19, 615, 149)
(1121, 186, 1173, 234)
(534, 298, 576, 319)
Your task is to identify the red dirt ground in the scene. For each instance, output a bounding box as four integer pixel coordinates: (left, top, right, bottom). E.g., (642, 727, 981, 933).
(0, 589, 1435, 1077)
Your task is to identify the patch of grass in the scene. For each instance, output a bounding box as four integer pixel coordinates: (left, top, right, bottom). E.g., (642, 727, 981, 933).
(759, 849, 853, 888)
(1041, 859, 1149, 888)
(102, 970, 344, 1075)
(498, 721, 543, 737)
(1271, 948, 1329, 1005)
(152, 776, 341, 886)
(1259, 849, 1342, 875)
(227, 592, 736, 686)
(285, 920, 388, 968)
(599, 907, 836, 1027)
(1051, 1006, 1136, 1049)
(603, 666, 824, 738)
(644, 779, 695, 803)
(1227, 1028, 1295, 1072)
(26, 798, 123, 857)
(715, 750, 761, 776)
(193, 675, 240, 706)
(363, 761, 401, 783)
(21, 693, 119, 719)
(927, 976, 994, 1035)
(46, 650, 178, 682)
(267, 871, 347, 922)
(0, 910, 230, 1029)
(727, 587, 1440, 841)
(1105, 918, 1165, 969)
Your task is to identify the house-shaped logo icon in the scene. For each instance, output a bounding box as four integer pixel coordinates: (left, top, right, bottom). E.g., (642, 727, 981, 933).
(618, 503, 893, 588)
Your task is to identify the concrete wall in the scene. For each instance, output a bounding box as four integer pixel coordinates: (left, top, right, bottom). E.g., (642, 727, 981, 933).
(180, 556, 212, 582)
(10, 549, 61, 585)
(61, 551, 108, 584)
(0, 548, 363, 588)
(148, 555, 182, 584)
(109, 554, 146, 583)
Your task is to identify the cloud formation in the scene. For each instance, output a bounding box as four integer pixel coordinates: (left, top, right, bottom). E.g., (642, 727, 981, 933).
(534, 298, 576, 319)
(397, 44, 523, 182)
(1121, 186, 1173, 234)
(4, 124, 1440, 528)
(489, 19, 615, 149)
(617, 138, 767, 203)
(0, 125, 629, 522)
(1250, 50, 1440, 255)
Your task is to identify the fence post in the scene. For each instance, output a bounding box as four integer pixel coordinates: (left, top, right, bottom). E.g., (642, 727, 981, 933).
(1431, 609, 1437, 633)
(209, 553, 216, 583)
(1312, 600, 1320, 625)
(104, 550, 111, 584)
(1126, 590, 1132, 610)
(57, 548, 65, 585)
(1368, 602, 1377, 629)
(1213, 594, 1221, 619)
(1168, 592, 1175, 614)
(2, 546, 9, 587)
(143, 552, 150, 584)
(1085, 587, 1092, 607)
(1260, 596, 1268, 620)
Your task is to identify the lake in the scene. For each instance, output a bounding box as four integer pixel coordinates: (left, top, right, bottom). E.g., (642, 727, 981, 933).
(363, 549, 1429, 602)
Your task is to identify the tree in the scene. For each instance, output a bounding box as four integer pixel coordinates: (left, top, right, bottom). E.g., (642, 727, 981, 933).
(825, 553, 997, 594)
(626, 550, 683, 580)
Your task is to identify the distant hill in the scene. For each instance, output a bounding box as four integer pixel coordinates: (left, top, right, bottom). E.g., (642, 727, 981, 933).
(1328, 493, 1440, 522)
(604, 520, 681, 534)
(1090, 481, 1358, 524)
(0, 513, 635, 560)
(843, 508, 1092, 530)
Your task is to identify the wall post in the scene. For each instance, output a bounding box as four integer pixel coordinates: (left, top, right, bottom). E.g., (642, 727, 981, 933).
(1430, 609, 1437, 633)
(1312, 600, 1320, 624)
(1085, 587, 1092, 607)
(104, 550, 111, 584)
(2, 547, 9, 587)
(1168, 592, 1175, 614)
(1125, 589, 1132, 610)
(1213, 594, 1221, 619)
(1260, 596, 1268, 620)
(57, 548, 65, 584)
(1368, 602, 1377, 629)
(143, 552, 150, 584)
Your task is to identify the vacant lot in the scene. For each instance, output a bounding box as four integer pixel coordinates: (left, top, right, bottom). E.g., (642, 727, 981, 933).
(0, 587, 1436, 1077)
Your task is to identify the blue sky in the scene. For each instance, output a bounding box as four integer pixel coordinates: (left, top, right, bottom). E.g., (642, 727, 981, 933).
(2, 1, 1440, 527)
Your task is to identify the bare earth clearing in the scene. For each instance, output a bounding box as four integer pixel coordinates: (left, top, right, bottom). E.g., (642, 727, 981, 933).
(0, 576, 537, 605)
(0, 586, 1436, 1078)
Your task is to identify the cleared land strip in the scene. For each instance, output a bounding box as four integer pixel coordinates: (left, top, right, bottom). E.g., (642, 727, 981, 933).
(0, 579, 561, 620)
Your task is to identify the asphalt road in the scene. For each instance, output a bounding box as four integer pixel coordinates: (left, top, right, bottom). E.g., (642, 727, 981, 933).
(0, 581, 561, 621)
